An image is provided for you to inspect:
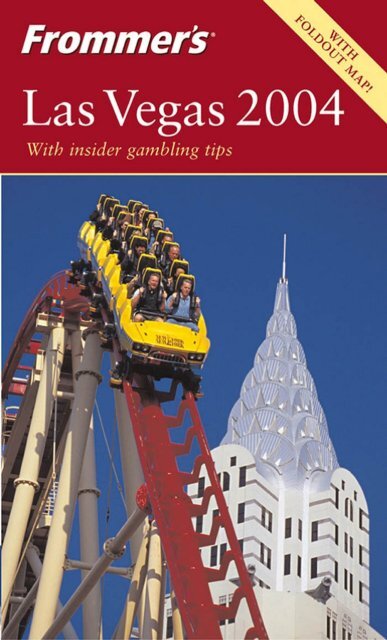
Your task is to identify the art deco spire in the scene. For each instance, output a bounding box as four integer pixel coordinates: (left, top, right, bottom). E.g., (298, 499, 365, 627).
(222, 237, 338, 490)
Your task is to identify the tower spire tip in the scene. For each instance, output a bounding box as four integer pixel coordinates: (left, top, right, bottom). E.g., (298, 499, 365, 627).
(281, 234, 287, 283)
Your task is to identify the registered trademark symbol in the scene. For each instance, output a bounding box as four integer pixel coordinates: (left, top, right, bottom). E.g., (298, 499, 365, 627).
(211, 32, 216, 37)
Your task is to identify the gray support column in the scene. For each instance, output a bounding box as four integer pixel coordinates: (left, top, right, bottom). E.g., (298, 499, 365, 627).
(112, 520, 150, 640)
(113, 380, 145, 559)
(142, 522, 163, 640)
(3, 580, 39, 640)
(26, 545, 78, 640)
(2, 380, 39, 491)
(8, 559, 27, 629)
(41, 507, 145, 640)
(172, 591, 184, 640)
(157, 558, 167, 640)
(2, 327, 66, 619)
(29, 330, 103, 639)
(72, 331, 102, 640)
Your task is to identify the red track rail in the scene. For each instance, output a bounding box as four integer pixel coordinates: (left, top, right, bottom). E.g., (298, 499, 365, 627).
(124, 382, 268, 640)
(2, 271, 88, 400)
(3, 267, 268, 638)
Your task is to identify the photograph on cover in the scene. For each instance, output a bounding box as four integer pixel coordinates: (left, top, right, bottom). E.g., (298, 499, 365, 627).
(2, 175, 386, 639)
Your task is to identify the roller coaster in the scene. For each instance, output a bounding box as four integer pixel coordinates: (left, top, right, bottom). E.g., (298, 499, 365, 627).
(2, 195, 268, 639)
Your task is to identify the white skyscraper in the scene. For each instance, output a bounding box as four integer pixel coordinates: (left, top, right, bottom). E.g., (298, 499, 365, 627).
(164, 267, 384, 640)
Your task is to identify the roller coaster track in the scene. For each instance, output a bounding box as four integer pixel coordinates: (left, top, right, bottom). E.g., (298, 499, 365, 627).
(2, 269, 268, 638)
(2, 271, 88, 505)
(2, 271, 88, 400)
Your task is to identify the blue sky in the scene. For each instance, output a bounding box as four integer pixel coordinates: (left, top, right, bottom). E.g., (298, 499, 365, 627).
(2, 175, 387, 637)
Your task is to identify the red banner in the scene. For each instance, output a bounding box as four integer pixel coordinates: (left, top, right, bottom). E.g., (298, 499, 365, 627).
(0, 0, 386, 173)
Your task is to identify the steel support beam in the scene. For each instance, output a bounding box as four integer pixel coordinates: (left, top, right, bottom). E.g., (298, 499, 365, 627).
(142, 521, 163, 640)
(113, 382, 145, 558)
(172, 590, 185, 640)
(29, 330, 103, 639)
(26, 545, 78, 640)
(157, 557, 167, 640)
(8, 558, 27, 624)
(41, 506, 145, 640)
(2, 380, 39, 493)
(65, 558, 132, 577)
(2, 327, 66, 619)
(112, 520, 150, 640)
(72, 330, 102, 640)
(2, 580, 39, 640)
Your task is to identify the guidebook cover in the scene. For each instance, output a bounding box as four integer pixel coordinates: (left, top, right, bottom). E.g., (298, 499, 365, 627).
(1, 1, 386, 639)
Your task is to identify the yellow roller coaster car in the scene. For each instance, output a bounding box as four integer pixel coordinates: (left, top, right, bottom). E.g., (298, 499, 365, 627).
(77, 221, 210, 373)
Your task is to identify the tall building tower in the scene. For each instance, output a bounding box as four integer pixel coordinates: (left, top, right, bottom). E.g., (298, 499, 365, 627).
(166, 255, 383, 640)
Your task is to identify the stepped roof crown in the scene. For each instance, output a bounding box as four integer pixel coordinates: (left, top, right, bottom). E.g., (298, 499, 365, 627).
(222, 270, 339, 489)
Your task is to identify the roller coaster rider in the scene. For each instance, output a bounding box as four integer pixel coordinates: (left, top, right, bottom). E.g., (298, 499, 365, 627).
(107, 214, 133, 260)
(150, 230, 174, 259)
(90, 209, 109, 234)
(132, 202, 149, 227)
(144, 216, 164, 250)
(89, 195, 114, 232)
(120, 236, 148, 284)
(131, 271, 166, 322)
(159, 242, 182, 280)
(164, 258, 190, 296)
(166, 276, 201, 332)
(141, 209, 157, 230)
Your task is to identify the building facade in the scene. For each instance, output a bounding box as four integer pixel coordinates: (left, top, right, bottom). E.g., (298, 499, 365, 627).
(164, 272, 383, 640)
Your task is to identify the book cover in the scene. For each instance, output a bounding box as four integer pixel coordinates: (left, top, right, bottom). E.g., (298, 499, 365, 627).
(1, 1, 386, 638)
